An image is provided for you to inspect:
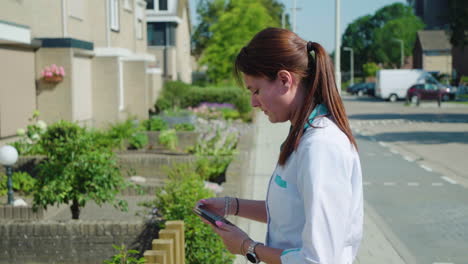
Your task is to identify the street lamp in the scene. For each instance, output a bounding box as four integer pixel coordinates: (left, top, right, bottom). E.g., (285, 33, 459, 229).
(0, 145, 19, 205)
(393, 38, 404, 68)
(343, 47, 354, 86)
(335, 0, 341, 94)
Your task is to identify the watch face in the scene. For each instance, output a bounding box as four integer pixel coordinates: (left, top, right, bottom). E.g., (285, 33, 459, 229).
(246, 253, 257, 263)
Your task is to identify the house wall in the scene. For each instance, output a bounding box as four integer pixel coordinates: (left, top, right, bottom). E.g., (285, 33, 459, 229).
(175, 4, 192, 83)
(35, 48, 73, 124)
(423, 52, 452, 75)
(72, 55, 94, 127)
(122, 61, 148, 120)
(0, 47, 36, 138)
(92, 57, 120, 128)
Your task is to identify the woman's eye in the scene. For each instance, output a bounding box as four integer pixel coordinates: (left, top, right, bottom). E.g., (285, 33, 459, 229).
(254, 89, 259, 95)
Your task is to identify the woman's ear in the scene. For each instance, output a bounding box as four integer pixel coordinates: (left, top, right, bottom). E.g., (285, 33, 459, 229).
(277, 70, 293, 93)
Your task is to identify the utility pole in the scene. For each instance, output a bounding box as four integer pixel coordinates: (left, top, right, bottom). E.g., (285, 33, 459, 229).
(344, 47, 354, 86)
(291, 0, 301, 32)
(335, 0, 341, 94)
(282, 11, 286, 28)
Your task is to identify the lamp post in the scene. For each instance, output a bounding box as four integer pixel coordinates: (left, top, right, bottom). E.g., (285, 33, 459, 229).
(0, 145, 19, 205)
(343, 47, 354, 86)
(335, 0, 341, 94)
(291, 0, 302, 32)
(393, 38, 404, 68)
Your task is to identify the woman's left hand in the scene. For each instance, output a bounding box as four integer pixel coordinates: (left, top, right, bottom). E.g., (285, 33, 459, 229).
(210, 221, 250, 255)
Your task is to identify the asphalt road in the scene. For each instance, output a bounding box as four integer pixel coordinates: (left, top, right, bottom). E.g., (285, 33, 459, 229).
(345, 95, 468, 264)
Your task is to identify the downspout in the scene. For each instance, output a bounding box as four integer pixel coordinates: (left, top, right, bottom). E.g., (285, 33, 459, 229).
(105, 0, 111, 47)
(61, 0, 68, 37)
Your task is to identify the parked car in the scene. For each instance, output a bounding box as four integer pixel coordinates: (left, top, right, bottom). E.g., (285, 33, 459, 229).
(406, 83, 450, 106)
(347, 82, 375, 96)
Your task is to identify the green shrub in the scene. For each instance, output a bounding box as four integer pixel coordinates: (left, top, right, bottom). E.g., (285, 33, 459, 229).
(158, 129, 178, 150)
(155, 97, 172, 112)
(105, 119, 138, 150)
(195, 156, 232, 182)
(174, 123, 196, 131)
(33, 121, 129, 219)
(143, 117, 168, 131)
(0, 171, 37, 196)
(103, 244, 145, 264)
(145, 163, 234, 264)
(128, 132, 148, 150)
(220, 108, 240, 120)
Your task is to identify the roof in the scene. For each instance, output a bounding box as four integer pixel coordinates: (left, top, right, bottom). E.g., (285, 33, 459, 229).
(417, 30, 451, 51)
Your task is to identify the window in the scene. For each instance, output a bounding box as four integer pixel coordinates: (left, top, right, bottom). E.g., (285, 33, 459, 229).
(159, 0, 168, 11)
(145, 0, 154, 9)
(147, 22, 176, 46)
(110, 0, 120, 31)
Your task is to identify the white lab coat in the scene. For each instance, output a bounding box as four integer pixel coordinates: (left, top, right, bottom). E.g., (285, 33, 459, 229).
(265, 116, 363, 264)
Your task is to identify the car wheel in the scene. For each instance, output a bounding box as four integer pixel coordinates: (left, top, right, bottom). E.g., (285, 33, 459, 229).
(411, 95, 419, 105)
(442, 94, 449, 101)
(389, 94, 398, 102)
(357, 90, 364, 97)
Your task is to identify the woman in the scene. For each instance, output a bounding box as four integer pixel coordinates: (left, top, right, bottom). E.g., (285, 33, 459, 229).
(197, 27, 363, 264)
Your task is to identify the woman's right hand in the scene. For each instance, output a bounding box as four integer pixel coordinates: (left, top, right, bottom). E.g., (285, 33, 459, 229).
(196, 197, 226, 216)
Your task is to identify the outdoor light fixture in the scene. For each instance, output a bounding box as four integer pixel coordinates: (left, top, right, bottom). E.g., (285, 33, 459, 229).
(0, 145, 19, 205)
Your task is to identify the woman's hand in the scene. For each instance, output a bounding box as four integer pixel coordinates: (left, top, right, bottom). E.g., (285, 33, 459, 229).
(196, 197, 226, 216)
(210, 221, 250, 255)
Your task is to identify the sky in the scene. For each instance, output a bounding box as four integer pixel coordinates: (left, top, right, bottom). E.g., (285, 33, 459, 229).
(189, 0, 407, 53)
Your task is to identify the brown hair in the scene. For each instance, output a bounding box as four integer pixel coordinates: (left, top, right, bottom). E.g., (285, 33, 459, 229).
(235, 27, 357, 166)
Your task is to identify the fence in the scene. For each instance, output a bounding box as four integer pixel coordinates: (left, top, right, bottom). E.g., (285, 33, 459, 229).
(144, 220, 185, 264)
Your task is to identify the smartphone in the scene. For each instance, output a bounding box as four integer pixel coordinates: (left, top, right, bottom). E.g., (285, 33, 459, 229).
(192, 206, 234, 227)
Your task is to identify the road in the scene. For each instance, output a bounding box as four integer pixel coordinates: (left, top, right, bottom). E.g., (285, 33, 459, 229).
(345, 95, 468, 264)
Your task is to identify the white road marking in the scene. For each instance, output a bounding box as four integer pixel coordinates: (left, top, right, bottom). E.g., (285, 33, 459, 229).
(408, 182, 419, 186)
(431, 182, 443, 186)
(441, 176, 457, 184)
(432, 262, 454, 264)
(420, 165, 433, 172)
(363, 182, 371, 186)
(404, 156, 414, 162)
(384, 182, 396, 186)
(390, 149, 399, 155)
(366, 152, 376, 156)
(378, 141, 387, 147)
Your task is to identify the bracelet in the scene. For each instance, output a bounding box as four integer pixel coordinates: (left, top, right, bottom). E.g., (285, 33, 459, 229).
(240, 238, 251, 255)
(235, 197, 240, 216)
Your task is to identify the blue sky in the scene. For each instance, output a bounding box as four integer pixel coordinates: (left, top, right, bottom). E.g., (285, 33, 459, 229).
(189, 0, 407, 53)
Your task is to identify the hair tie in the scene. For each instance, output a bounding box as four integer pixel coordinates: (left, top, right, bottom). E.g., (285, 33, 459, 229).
(307, 41, 313, 53)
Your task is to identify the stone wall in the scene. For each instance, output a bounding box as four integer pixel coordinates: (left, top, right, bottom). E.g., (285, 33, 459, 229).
(0, 220, 145, 264)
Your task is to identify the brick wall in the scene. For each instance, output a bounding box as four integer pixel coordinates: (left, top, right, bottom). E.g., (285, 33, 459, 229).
(0, 220, 145, 264)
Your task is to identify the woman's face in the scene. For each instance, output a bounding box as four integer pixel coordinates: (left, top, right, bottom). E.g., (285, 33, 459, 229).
(243, 73, 299, 123)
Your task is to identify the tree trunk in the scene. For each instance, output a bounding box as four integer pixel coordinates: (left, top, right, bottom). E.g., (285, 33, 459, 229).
(71, 199, 80, 220)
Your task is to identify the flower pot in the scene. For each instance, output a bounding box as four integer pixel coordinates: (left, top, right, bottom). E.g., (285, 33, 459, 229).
(43, 75, 63, 83)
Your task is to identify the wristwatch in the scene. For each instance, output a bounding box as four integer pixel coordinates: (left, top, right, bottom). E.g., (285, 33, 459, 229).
(245, 240, 263, 263)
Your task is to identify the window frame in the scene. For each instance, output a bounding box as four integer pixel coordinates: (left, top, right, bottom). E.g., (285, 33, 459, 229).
(109, 0, 120, 32)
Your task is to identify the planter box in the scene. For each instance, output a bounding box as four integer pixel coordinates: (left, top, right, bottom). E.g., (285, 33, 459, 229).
(146, 131, 200, 151)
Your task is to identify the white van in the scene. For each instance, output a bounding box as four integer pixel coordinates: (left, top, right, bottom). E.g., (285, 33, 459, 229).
(375, 69, 441, 102)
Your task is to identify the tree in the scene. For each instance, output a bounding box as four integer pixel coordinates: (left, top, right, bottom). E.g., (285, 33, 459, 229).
(341, 3, 420, 71)
(374, 16, 424, 68)
(192, 0, 289, 60)
(363, 62, 379, 78)
(199, 0, 276, 83)
(447, 0, 468, 47)
(32, 121, 128, 219)
(191, 0, 226, 59)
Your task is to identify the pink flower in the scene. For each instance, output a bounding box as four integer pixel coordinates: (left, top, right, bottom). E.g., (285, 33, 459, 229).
(59, 66, 65, 76)
(45, 71, 53, 77)
(51, 64, 57, 71)
(41, 70, 46, 77)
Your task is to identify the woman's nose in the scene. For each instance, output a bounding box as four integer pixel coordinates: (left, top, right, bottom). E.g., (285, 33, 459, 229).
(251, 96, 260, 108)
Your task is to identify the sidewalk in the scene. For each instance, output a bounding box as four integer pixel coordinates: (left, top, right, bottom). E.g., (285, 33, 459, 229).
(233, 111, 406, 264)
